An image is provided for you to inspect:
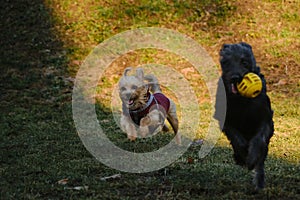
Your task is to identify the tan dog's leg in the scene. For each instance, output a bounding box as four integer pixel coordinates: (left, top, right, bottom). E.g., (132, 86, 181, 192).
(120, 114, 137, 141)
(167, 101, 181, 145)
(139, 117, 150, 138)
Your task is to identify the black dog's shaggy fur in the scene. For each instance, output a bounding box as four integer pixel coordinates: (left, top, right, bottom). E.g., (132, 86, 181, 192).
(214, 42, 274, 190)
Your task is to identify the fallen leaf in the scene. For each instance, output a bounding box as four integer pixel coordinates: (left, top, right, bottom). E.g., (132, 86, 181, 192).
(274, 79, 287, 86)
(57, 178, 69, 185)
(64, 186, 89, 191)
(71, 60, 82, 66)
(100, 173, 121, 181)
(187, 157, 194, 164)
(181, 67, 195, 76)
(73, 186, 89, 191)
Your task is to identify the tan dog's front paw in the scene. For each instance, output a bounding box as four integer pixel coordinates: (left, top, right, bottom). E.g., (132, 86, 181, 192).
(127, 133, 137, 141)
(139, 126, 149, 138)
(127, 133, 137, 142)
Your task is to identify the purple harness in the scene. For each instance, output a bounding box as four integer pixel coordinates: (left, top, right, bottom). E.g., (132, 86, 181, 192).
(126, 93, 170, 126)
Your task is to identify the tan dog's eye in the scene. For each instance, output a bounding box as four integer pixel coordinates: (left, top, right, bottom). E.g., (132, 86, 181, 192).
(120, 87, 126, 91)
(131, 85, 137, 90)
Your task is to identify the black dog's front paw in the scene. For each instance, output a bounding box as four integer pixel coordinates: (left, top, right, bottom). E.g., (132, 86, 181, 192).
(233, 153, 246, 167)
(253, 168, 265, 191)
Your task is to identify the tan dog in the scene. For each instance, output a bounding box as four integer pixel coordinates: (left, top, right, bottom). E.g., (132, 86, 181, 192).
(118, 67, 181, 145)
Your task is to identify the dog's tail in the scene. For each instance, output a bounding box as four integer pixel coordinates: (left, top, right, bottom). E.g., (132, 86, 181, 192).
(144, 74, 162, 93)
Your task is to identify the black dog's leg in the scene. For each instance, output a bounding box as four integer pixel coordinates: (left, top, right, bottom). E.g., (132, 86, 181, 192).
(249, 135, 267, 190)
(247, 123, 272, 170)
(224, 127, 248, 166)
(253, 162, 265, 191)
(247, 123, 273, 190)
(247, 136, 267, 171)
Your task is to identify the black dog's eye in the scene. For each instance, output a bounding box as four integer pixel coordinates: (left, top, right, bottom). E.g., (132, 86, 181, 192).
(221, 62, 231, 71)
(131, 85, 138, 90)
(241, 59, 248, 66)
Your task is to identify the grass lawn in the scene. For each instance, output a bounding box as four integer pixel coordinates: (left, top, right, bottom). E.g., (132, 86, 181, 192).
(1, 0, 299, 199)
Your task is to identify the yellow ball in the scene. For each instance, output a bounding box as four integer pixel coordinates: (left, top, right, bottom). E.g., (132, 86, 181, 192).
(237, 73, 262, 98)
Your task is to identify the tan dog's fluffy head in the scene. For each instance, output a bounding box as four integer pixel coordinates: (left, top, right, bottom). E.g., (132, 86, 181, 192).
(126, 85, 149, 111)
(119, 67, 147, 109)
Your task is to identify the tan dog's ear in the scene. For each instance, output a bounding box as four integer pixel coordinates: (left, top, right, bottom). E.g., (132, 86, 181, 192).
(123, 67, 132, 76)
(136, 67, 144, 81)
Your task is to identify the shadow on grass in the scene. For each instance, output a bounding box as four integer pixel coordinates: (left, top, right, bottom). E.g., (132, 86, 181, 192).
(0, 0, 68, 105)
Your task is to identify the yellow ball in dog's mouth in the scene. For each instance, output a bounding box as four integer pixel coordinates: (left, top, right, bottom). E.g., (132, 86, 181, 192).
(237, 73, 262, 98)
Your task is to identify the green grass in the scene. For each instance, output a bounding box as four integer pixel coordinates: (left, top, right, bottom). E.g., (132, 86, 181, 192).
(1, 0, 299, 199)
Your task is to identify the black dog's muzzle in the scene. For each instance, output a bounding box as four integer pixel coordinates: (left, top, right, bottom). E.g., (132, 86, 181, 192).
(230, 74, 242, 84)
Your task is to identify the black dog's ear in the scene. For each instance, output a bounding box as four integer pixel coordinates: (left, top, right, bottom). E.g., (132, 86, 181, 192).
(220, 44, 231, 58)
(239, 42, 259, 72)
(254, 66, 261, 74)
(220, 44, 231, 53)
(240, 42, 252, 50)
(222, 44, 231, 49)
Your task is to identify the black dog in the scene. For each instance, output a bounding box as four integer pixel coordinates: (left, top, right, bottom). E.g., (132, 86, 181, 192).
(214, 42, 274, 191)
